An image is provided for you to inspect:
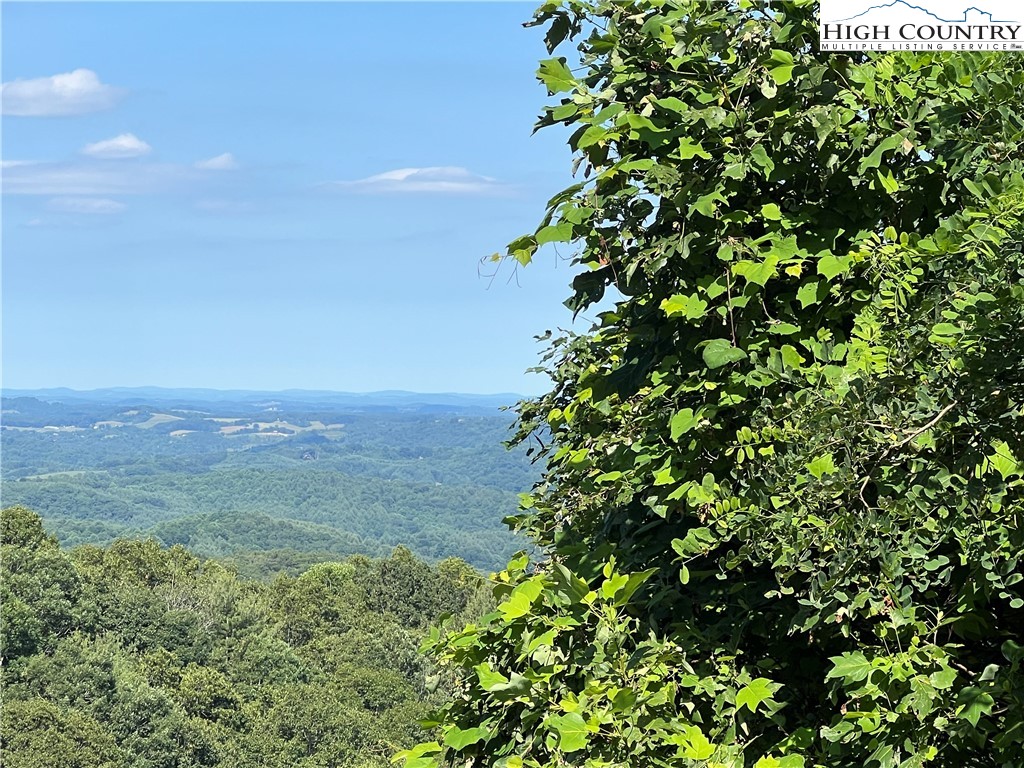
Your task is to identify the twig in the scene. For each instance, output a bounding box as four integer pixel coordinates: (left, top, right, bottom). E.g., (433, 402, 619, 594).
(894, 401, 958, 449)
(725, 267, 737, 345)
(858, 401, 958, 509)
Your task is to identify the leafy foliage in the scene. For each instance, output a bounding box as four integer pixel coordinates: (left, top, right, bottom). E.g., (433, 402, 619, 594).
(405, 2, 1024, 767)
(1, 506, 491, 768)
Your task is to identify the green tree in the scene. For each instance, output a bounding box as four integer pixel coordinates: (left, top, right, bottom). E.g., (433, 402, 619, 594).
(2, 506, 488, 768)
(0, 699, 124, 768)
(405, 2, 1024, 767)
(1, 506, 83, 661)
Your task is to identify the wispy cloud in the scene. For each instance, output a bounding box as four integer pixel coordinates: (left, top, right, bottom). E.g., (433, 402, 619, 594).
(82, 133, 152, 159)
(327, 166, 505, 195)
(195, 153, 238, 171)
(2, 160, 195, 195)
(1, 69, 125, 117)
(46, 197, 126, 214)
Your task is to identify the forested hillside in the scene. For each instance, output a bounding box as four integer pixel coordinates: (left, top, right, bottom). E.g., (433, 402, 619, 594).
(0, 506, 491, 768)
(1, 392, 535, 571)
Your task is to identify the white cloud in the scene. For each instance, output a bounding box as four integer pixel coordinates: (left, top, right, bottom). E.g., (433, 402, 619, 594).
(328, 166, 504, 195)
(47, 197, 126, 214)
(1, 69, 124, 117)
(82, 133, 152, 159)
(2, 160, 193, 195)
(195, 153, 238, 171)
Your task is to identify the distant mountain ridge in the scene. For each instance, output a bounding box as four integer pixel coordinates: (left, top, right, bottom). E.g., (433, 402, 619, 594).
(831, 1, 1016, 24)
(2, 386, 525, 411)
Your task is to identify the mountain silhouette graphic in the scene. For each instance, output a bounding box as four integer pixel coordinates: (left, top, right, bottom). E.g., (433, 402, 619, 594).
(830, 1, 1015, 23)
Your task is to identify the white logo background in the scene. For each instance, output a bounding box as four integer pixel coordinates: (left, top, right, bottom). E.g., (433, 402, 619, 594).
(819, 0, 1022, 50)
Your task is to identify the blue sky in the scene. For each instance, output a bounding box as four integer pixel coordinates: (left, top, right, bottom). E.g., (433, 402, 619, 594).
(1, 2, 594, 395)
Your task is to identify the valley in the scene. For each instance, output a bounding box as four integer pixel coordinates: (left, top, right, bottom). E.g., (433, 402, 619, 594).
(1, 389, 536, 574)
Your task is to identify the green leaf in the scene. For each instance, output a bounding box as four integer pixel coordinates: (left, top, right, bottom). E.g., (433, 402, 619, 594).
(543, 11, 571, 53)
(988, 441, 1022, 480)
(963, 178, 987, 197)
(930, 666, 957, 690)
(690, 189, 726, 217)
(498, 577, 544, 620)
(552, 563, 590, 604)
(702, 339, 747, 369)
(661, 293, 708, 320)
(858, 133, 902, 173)
(723, 161, 746, 179)
(489, 672, 532, 699)
(601, 572, 628, 599)
(956, 686, 995, 727)
(817, 253, 852, 280)
(444, 726, 489, 750)
(670, 408, 699, 439)
(681, 725, 715, 759)
(749, 144, 775, 177)
(769, 65, 794, 85)
(475, 663, 509, 690)
(537, 58, 576, 94)
(758, 759, 804, 768)
(678, 139, 711, 160)
(614, 568, 657, 605)
(806, 453, 837, 479)
(796, 281, 822, 308)
(576, 125, 608, 149)
(547, 712, 590, 752)
(672, 527, 714, 557)
(780, 344, 805, 370)
(653, 465, 678, 486)
(877, 169, 899, 194)
(733, 257, 779, 286)
(527, 629, 557, 654)
(535, 222, 573, 245)
(652, 96, 689, 114)
(396, 741, 441, 768)
(827, 652, 871, 683)
(761, 203, 783, 220)
(736, 678, 777, 713)
(507, 235, 537, 266)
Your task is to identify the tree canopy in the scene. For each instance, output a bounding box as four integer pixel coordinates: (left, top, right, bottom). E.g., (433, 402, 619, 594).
(403, 2, 1024, 767)
(1, 506, 492, 768)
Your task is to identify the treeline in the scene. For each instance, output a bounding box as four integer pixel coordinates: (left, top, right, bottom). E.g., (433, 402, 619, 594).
(3, 468, 522, 571)
(0, 506, 492, 768)
(2, 401, 535, 572)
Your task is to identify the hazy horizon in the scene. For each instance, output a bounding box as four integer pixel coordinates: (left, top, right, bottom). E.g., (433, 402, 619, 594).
(2, 384, 528, 399)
